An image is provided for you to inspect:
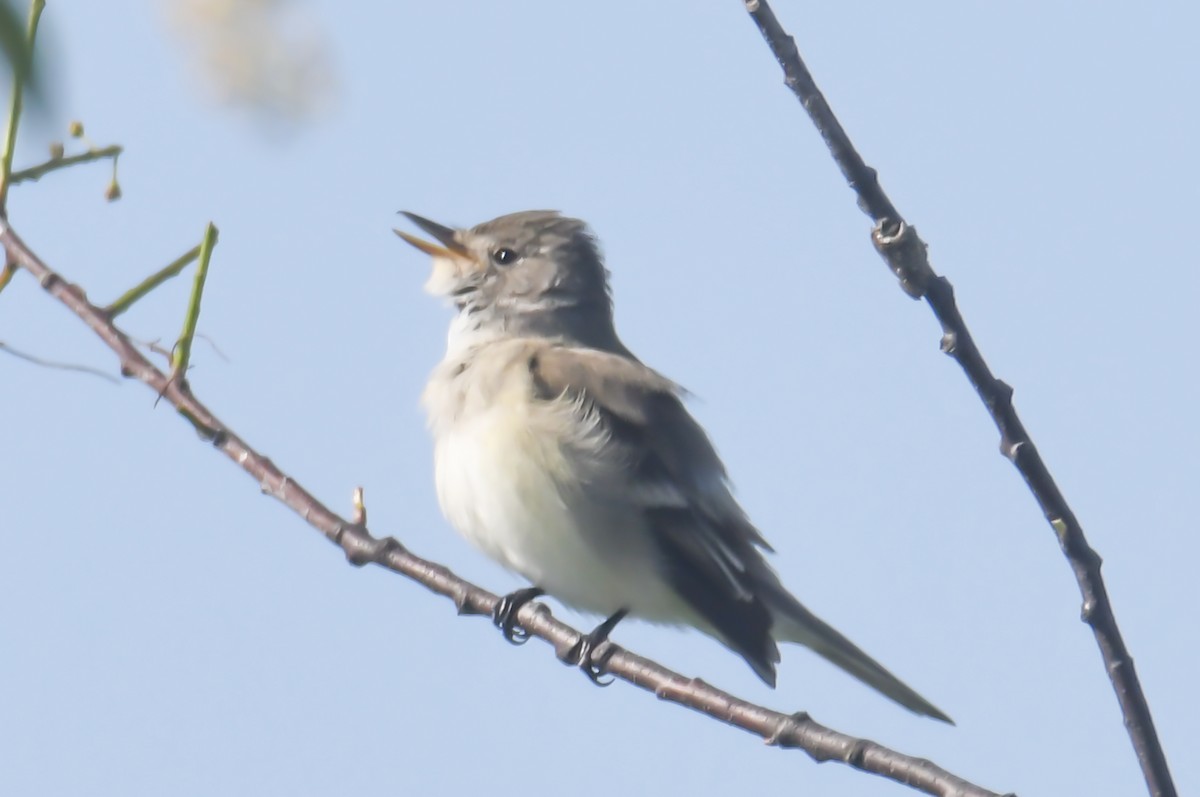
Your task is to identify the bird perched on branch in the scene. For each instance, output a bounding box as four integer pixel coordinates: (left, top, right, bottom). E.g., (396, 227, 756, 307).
(396, 209, 950, 723)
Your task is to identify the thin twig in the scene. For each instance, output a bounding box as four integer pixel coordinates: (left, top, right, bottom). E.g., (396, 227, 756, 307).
(0, 339, 119, 383)
(0, 0, 44, 213)
(352, 487, 367, 525)
(741, 3, 1175, 797)
(125, 335, 174, 364)
(170, 222, 218, 381)
(0, 218, 1010, 797)
(0, 258, 15, 294)
(195, 333, 229, 363)
(10, 144, 123, 185)
(105, 243, 201, 318)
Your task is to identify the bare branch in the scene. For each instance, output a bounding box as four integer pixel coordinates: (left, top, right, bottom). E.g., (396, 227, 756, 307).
(741, 3, 1176, 796)
(0, 218, 1010, 797)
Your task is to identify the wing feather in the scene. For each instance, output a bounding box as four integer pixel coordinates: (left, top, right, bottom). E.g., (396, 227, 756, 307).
(530, 344, 781, 683)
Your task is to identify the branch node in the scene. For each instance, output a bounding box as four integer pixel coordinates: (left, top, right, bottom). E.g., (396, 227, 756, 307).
(843, 738, 869, 768)
(381, 535, 406, 556)
(554, 639, 579, 664)
(850, 166, 881, 202)
(926, 275, 955, 306)
(1050, 517, 1069, 546)
(939, 330, 957, 355)
(370, 536, 406, 565)
(340, 538, 368, 566)
(871, 219, 932, 298)
(991, 378, 1014, 405)
(351, 486, 367, 525)
(453, 589, 483, 616)
(765, 710, 810, 747)
(176, 406, 221, 442)
(341, 535, 372, 567)
(455, 582, 497, 618)
(873, 216, 904, 242)
(259, 471, 288, 499)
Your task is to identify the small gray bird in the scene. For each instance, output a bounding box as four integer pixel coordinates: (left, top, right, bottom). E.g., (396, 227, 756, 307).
(397, 209, 951, 723)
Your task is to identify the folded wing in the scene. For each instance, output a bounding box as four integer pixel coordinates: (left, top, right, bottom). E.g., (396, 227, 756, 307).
(529, 344, 783, 684)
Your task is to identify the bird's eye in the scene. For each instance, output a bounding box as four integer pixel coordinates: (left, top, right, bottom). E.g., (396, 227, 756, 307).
(490, 247, 517, 266)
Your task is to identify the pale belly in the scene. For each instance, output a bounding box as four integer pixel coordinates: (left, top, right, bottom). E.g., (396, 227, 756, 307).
(432, 401, 687, 623)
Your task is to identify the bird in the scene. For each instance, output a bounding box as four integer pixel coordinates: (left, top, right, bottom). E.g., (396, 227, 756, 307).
(396, 209, 951, 723)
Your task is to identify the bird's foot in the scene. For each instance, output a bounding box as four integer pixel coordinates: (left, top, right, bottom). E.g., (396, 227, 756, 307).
(564, 609, 628, 687)
(492, 587, 545, 645)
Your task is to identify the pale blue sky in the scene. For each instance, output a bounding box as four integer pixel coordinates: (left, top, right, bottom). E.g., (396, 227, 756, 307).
(2, 2, 1197, 796)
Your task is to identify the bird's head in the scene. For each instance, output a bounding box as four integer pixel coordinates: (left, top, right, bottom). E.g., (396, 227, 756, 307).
(397, 210, 620, 349)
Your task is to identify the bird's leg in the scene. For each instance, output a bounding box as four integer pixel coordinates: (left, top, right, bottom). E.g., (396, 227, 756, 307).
(492, 586, 545, 645)
(566, 609, 629, 686)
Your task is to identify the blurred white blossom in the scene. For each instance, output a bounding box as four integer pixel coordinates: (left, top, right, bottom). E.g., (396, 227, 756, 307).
(165, 0, 336, 127)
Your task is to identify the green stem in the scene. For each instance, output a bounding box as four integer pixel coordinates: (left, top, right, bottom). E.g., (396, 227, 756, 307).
(0, 259, 16, 295)
(105, 244, 201, 318)
(171, 223, 218, 380)
(10, 144, 124, 185)
(0, 0, 45, 213)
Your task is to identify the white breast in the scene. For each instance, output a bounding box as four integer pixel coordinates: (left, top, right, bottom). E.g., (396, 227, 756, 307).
(422, 337, 688, 622)
(433, 398, 580, 577)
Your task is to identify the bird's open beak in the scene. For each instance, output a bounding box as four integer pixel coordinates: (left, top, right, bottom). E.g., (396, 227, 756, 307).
(394, 212, 472, 260)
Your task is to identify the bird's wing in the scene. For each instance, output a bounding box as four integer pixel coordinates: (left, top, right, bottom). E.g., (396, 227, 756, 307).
(530, 344, 782, 684)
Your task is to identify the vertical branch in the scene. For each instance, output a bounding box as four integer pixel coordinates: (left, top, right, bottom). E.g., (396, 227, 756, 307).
(171, 222, 218, 381)
(0, 0, 44, 214)
(740, 3, 1176, 797)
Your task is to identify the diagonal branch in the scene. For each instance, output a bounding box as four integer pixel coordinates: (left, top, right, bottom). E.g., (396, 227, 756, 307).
(740, 3, 1175, 797)
(9, 144, 123, 185)
(0, 220, 1008, 797)
(106, 243, 202, 318)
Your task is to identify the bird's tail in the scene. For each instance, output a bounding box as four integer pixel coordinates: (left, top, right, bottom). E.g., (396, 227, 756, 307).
(770, 595, 953, 724)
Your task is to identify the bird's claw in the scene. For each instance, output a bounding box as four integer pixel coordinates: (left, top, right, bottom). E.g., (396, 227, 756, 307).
(563, 608, 628, 687)
(492, 587, 545, 645)
(566, 634, 618, 686)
